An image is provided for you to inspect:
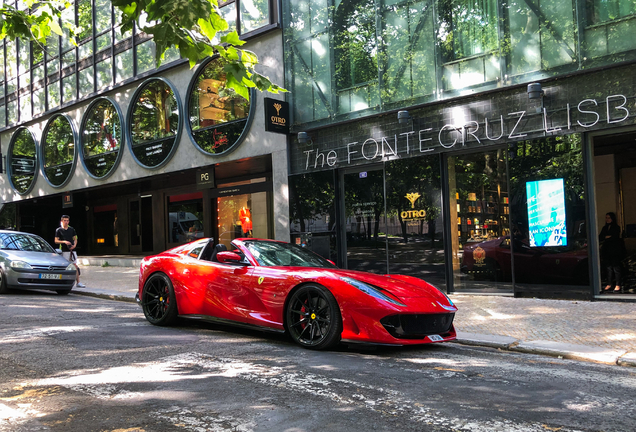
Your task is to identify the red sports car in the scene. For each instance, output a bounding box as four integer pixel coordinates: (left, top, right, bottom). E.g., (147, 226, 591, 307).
(136, 238, 457, 350)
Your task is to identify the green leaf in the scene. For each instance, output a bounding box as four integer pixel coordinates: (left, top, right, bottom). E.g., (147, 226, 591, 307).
(220, 31, 244, 47)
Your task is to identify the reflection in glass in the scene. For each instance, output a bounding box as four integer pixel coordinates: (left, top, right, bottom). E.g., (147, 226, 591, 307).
(130, 79, 179, 167)
(508, 135, 590, 292)
(168, 196, 204, 245)
(9, 128, 37, 194)
(42, 115, 75, 187)
(240, 0, 270, 33)
(343, 170, 387, 274)
(289, 172, 337, 261)
(449, 150, 512, 292)
(386, 156, 446, 289)
(189, 57, 250, 154)
(217, 191, 268, 249)
(82, 98, 121, 178)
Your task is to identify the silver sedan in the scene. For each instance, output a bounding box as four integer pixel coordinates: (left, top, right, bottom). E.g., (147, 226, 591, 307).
(0, 230, 77, 295)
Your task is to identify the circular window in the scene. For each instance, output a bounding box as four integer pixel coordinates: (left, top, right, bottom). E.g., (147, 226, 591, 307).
(41, 114, 77, 187)
(186, 56, 254, 155)
(8, 127, 38, 195)
(128, 78, 182, 168)
(80, 97, 124, 179)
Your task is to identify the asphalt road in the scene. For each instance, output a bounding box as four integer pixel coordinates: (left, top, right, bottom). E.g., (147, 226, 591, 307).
(1, 291, 635, 432)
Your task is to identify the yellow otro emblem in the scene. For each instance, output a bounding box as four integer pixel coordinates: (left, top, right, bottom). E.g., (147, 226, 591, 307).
(258, 276, 264, 285)
(311, 313, 316, 320)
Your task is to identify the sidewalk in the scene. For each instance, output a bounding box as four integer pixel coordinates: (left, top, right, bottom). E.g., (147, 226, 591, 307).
(74, 260, 636, 368)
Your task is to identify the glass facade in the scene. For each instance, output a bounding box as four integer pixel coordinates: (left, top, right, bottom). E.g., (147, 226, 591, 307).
(188, 56, 252, 155)
(41, 114, 76, 187)
(283, 0, 636, 128)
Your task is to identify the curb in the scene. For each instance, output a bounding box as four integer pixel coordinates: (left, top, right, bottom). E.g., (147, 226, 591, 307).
(72, 290, 137, 304)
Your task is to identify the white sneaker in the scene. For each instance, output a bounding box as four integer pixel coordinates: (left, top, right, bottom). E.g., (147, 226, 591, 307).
(76, 282, 86, 288)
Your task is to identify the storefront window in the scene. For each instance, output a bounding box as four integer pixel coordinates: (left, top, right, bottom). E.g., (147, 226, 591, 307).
(129, 78, 181, 168)
(386, 155, 446, 289)
(168, 193, 204, 245)
(449, 149, 512, 292)
(508, 135, 590, 294)
(217, 190, 268, 248)
(80, 97, 123, 179)
(188, 56, 251, 155)
(93, 204, 118, 248)
(8, 127, 38, 195)
(41, 114, 76, 187)
(289, 171, 337, 261)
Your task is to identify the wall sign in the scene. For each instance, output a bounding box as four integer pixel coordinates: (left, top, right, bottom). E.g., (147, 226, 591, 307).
(264, 98, 289, 134)
(196, 168, 215, 190)
(63, 191, 73, 208)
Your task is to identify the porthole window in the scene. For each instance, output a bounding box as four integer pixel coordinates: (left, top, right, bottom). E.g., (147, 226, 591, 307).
(7, 127, 38, 195)
(186, 56, 254, 155)
(80, 97, 124, 179)
(41, 114, 77, 187)
(128, 78, 182, 168)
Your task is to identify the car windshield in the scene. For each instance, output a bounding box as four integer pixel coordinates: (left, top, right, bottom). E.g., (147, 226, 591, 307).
(243, 241, 336, 268)
(0, 233, 55, 253)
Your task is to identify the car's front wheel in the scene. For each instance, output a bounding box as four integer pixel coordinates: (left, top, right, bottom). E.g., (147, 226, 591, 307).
(286, 284, 342, 350)
(141, 272, 178, 326)
(0, 270, 8, 294)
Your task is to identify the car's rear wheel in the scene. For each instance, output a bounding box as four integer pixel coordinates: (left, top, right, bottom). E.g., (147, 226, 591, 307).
(142, 272, 178, 326)
(56, 289, 71, 295)
(0, 270, 8, 294)
(286, 284, 342, 350)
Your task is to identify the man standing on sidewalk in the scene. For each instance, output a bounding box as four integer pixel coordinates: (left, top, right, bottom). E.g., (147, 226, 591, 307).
(55, 215, 86, 288)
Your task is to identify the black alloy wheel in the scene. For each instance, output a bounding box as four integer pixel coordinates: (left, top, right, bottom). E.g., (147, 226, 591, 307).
(142, 272, 178, 326)
(0, 270, 8, 294)
(286, 284, 342, 350)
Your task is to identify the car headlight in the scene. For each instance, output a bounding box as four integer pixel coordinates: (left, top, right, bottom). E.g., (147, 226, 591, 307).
(10, 261, 32, 269)
(65, 263, 76, 271)
(429, 282, 454, 307)
(341, 277, 405, 306)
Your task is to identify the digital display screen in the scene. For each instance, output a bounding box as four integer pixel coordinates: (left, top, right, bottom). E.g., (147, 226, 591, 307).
(526, 178, 567, 247)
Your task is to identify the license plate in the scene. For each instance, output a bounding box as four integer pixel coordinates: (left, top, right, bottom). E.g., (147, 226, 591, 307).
(428, 334, 443, 342)
(39, 274, 62, 280)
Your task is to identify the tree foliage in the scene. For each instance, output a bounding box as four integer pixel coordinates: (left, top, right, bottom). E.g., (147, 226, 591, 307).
(0, 0, 285, 100)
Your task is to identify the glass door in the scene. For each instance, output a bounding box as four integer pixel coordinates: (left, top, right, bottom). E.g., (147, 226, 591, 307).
(448, 150, 513, 292)
(129, 196, 153, 253)
(342, 168, 387, 273)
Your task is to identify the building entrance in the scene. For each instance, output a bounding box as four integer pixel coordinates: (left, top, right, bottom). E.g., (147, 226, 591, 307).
(341, 168, 387, 273)
(129, 196, 153, 253)
(593, 131, 636, 296)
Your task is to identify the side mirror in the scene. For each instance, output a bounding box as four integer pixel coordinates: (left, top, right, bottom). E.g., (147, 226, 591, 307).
(216, 251, 243, 264)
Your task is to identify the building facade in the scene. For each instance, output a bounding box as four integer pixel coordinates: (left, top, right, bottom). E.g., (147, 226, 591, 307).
(283, 0, 636, 299)
(0, 0, 290, 256)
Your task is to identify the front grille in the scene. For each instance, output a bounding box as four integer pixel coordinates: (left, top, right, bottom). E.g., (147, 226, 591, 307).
(380, 313, 455, 339)
(31, 265, 68, 271)
(18, 278, 72, 285)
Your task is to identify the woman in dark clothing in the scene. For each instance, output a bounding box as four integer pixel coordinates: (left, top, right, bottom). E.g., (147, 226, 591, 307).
(599, 212, 623, 292)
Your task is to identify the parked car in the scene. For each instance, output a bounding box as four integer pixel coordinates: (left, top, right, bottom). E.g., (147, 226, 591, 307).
(0, 230, 77, 295)
(136, 238, 457, 350)
(461, 236, 589, 285)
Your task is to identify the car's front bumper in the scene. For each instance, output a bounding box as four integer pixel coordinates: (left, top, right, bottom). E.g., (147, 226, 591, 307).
(5, 268, 76, 291)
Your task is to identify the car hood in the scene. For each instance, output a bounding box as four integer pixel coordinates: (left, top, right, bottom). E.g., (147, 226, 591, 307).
(319, 268, 452, 304)
(2, 250, 71, 267)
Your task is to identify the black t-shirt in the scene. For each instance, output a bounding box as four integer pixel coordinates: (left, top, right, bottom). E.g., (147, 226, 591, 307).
(55, 226, 77, 252)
